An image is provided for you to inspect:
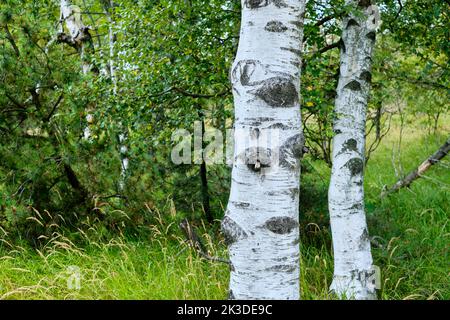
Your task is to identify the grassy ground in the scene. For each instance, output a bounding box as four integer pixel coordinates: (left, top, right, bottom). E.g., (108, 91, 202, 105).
(0, 118, 448, 300)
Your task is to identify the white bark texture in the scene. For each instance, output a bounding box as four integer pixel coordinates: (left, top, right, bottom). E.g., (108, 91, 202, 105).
(60, 0, 91, 74)
(59, 0, 96, 140)
(328, 0, 378, 300)
(222, 0, 306, 300)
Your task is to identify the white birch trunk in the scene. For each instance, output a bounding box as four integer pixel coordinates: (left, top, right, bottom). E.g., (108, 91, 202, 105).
(60, 0, 91, 74)
(222, 0, 306, 300)
(103, 0, 129, 191)
(328, 0, 379, 300)
(59, 0, 96, 140)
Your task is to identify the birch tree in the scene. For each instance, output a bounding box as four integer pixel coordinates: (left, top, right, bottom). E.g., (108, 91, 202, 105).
(101, 0, 129, 191)
(328, 0, 379, 300)
(222, 0, 307, 300)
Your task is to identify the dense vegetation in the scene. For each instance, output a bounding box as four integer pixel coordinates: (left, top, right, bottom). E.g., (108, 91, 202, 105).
(0, 0, 448, 299)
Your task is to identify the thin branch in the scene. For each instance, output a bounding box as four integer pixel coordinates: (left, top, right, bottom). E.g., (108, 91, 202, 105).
(3, 24, 20, 57)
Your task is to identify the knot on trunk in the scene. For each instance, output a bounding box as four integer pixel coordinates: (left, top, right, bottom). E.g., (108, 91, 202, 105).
(264, 216, 298, 234)
(253, 77, 299, 108)
(221, 216, 248, 246)
(279, 133, 305, 170)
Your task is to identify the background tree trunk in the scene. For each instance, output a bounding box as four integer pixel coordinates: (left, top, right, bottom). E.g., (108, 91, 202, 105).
(222, 0, 306, 300)
(328, 0, 379, 299)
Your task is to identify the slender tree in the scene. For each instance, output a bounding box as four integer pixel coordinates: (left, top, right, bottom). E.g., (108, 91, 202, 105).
(222, 0, 307, 300)
(328, 0, 379, 299)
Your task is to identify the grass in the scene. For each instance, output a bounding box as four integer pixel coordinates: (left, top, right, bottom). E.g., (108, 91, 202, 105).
(0, 116, 448, 300)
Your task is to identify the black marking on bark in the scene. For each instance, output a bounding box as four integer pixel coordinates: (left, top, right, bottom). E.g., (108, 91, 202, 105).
(240, 147, 272, 172)
(360, 70, 372, 83)
(334, 128, 342, 135)
(281, 47, 302, 57)
(232, 59, 261, 86)
(366, 31, 376, 42)
(230, 263, 235, 272)
(266, 264, 296, 272)
(268, 122, 290, 130)
(344, 80, 362, 91)
(290, 20, 303, 29)
(361, 228, 369, 241)
(245, 0, 269, 9)
(342, 138, 358, 153)
(340, 39, 346, 54)
(290, 60, 301, 68)
(272, 0, 288, 8)
(221, 216, 248, 245)
(359, 228, 370, 250)
(253, 77, 299, 108)
(265, 20, 288, 32)
(355, 180, 363, 186)
(265, 216, 298, 234)
(288, 187, 299, 200)
(358, 0, 372, 7)
(344, 158, 364, 176)
(232, 201, 250, 209)
(346, 19, 360, 28)
(279, 134, 305, 169)
(251, 127, 260, 139)
(349, 203, 363, 210)
(246, 117, 275, 126)
(228, 290, 235, 300)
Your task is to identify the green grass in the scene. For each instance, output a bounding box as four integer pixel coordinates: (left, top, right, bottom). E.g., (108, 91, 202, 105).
(0, 118, 448, 300)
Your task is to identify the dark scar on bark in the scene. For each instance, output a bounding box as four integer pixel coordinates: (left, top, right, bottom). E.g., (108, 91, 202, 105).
(343, 158, 364, 176)
(279, 134, 305, 169)
(366, 31, 376, 42)
(346, 18, 360, 28)
(268, 122, 290, 130)
(265, 20, 288, 32)
(359, 228, 370, 249)
(349, 203, 363, 210)
(240, 147, 272, 172)
(245, 0, 269, 9)
(253, 77, 299, 108)
(334, 129, 342, 135)
(341, 138, 358, 154)
(230, 263, 235, 272)
(221, 216, 248, 245)
(232, 60, 261, 86)
(272, 0, 288, 8)
(344, 80, 362, 91)
(281, 47, 302, 57)
(232, 201, 250, 209)
(360, 71, 372, 83)
(290, 20, 303, 29)
(251, 127, 260, 139)
(287, 187, 299, 200)
(265, 264, 296, 273)
(265, 216, 298, 234)
(228, 290, 235, 300)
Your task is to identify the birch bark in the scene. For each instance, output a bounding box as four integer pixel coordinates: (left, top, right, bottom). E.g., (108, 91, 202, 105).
(59, 0, 96, 140)
(328, 0, 379, 300)
(222, 0, 306, 300)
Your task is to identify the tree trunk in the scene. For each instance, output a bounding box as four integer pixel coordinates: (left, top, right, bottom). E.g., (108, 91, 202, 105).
(222, 0, 306, 300)
(328, 0, 379, 299)
(59, 0, 95, 75)
(383, 137, 450, 196)
(59, 0, 97, 141)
